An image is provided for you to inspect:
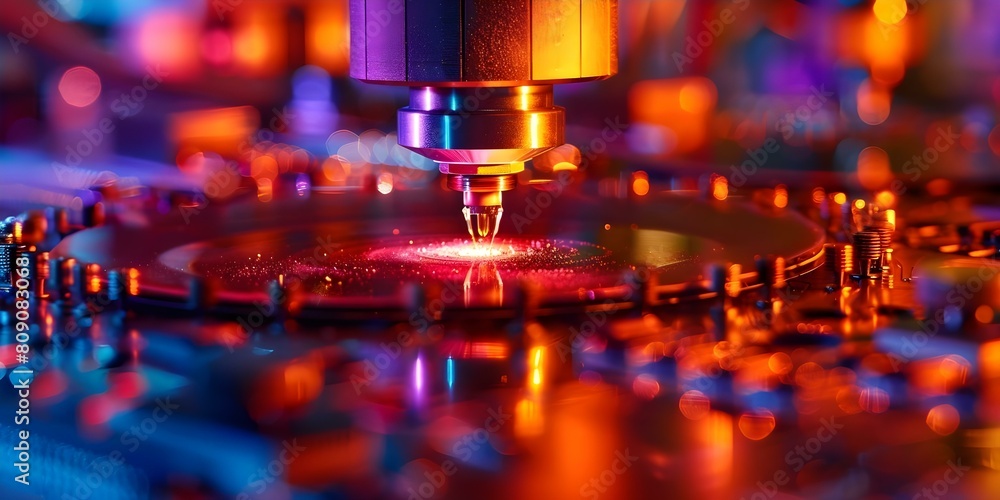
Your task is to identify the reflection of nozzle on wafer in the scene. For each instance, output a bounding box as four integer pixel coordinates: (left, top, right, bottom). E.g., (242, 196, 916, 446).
(464, 261, 503, 307)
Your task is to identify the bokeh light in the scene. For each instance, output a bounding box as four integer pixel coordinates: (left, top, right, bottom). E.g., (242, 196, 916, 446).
(632, 171, 650, 196)
(857, 146, 892, 190)
(859, 387, 890, 413)
(857, 81, 892, 125)
(632, 374, 660, 400)
(376, 173, 394, 194)
(711, 175, 728, 201)
(768, 352, 793, 376)
(679, 390, 711, 420)
(738, 410, 776, 440)
(926, 404, 960, 436)
(873, 0, 907, 25)
(58, 67, 102, 107)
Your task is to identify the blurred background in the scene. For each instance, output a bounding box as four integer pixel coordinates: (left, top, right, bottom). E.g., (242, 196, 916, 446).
(1, 0, 999, 201)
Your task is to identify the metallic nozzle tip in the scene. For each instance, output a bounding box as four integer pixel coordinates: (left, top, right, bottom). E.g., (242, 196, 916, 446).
(463, 205, 503, 249)
(447, 174, 515, 248)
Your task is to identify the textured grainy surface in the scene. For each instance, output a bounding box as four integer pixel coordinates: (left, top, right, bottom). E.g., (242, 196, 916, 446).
(349, 0, 367, 79)
(582, 0, 614, 77)
(193, 236, 623, 297)
(364, 0, 407, 80)
(349, 0, 617, 84)
(463, 0, 532, 82)
(406, 0, 463, 81)
(531, 0, 581, 80)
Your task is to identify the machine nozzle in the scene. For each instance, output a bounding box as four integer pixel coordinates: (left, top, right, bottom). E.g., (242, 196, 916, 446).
(449, 174, 516, 249)
(349, 0, 617, 253)
(463, 205, 503, 248)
